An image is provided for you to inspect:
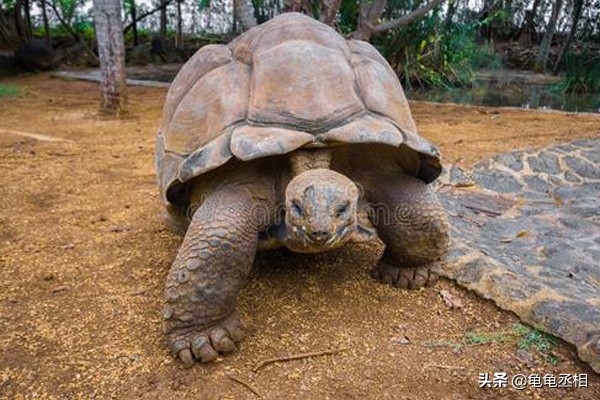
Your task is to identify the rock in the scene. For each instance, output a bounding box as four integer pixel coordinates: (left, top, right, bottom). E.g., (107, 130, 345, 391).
(439, 290, 463, 309)
(527, 151, 560, 175)
(15, 39, 57, 72)
(437, 138, 600, 373)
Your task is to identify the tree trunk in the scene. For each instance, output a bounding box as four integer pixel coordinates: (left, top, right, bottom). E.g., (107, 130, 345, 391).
(0, 2, 19, 45)
(160, 0, 168, 40)
(282, 0, 312, 16)
(23, 0, 33, 39)
(319, 0, 341, 26)
(130, 0, 138, 45)
(175, 0, 182, 48)
(552, 0, 583, 74)
(233, 0, 257, 31)
(444, 0, 457, 29)
(40, 0, 51, 45)
(536, 0, 563, 71)
(516, 0, 542, 44)
(93, 0, 128, 114)
(14, 0, 27, 40)
(352, 0, 387, 41)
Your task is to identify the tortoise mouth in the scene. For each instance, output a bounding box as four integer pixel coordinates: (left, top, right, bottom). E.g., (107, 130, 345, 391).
(292, 222, 353, 250)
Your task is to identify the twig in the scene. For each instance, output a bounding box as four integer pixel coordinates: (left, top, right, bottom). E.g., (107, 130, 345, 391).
(253, 348, 344, 372)
(0, 129, 75, 144)
(425, 363, 466, 370)
(228, 375, 263, 398)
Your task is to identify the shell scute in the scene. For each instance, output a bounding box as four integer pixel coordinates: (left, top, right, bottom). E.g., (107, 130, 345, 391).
(160, 44, 232, 133)
(164, 61, 250, 155)
(248, 40, 363, 131)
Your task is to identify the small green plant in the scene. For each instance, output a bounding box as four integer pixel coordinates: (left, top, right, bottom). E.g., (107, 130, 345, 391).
(516, 324, 560, 365)
(421, 323, 560, 365)
(465, 330, 508, 345)
(0, 84, 20, 97)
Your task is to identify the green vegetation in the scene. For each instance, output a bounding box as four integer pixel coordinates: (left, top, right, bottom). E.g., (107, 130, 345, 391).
(422, 323, 560, 365)
(0, 84, 21, 97)
(2, 0, 599, 97)
(559, 53, 600, 94)
(465, 329, 509, 345)
(516, 324, 560, 365)
(371, 5, 505, 89)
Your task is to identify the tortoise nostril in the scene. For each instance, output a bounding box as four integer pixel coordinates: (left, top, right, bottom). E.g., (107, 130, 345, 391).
(309, 230, 330, 243)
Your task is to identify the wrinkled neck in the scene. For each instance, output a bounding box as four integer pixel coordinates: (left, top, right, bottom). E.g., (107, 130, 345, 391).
(290, 149, 332, 176)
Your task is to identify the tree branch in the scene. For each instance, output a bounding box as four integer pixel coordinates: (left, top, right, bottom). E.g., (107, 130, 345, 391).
(373, 0, 445, 33)
(123, 0, 174, 33)
(49, 0, 80, 42)
(49, 0, 98, 62)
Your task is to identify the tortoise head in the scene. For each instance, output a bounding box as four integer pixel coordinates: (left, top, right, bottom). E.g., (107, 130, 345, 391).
(285, 169, 359, 252)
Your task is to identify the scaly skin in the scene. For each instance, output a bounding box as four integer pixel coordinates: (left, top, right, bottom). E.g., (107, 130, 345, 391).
(364, 173, 450, 289)
(163, 186, 261, 366)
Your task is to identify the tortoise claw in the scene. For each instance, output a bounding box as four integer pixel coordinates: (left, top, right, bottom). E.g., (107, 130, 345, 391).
(167, 310, 245, 365)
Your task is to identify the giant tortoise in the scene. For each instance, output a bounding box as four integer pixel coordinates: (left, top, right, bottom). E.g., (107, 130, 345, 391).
(156, 12, 449, 365)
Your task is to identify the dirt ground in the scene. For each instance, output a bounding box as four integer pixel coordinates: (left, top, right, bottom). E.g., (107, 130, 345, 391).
(1, 75, 599, 400)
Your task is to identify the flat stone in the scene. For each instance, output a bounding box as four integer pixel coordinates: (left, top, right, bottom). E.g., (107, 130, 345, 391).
(564, 156, 600, 179)
(581, 149, 600, 163)
(564, 170, 582, 183)
(437, 137, 600, 373)
(473, 169, 522, 193)
(527, 151, 560, 174)
(523, 175, 552, 192)
(495, 152, 523, 171)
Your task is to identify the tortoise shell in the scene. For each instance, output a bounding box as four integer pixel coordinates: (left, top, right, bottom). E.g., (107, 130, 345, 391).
(156, 12, 441, 210)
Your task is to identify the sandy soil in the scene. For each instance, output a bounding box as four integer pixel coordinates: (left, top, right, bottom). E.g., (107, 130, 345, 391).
(1, 75, 599, 400)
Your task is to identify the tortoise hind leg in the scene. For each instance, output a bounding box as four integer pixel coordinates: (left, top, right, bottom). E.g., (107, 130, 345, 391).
(163, 186, 259, 365)
(366, 174, 449, 289)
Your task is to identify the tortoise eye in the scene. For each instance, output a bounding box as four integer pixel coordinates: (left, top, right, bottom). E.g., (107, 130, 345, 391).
(291, 201, 303, 217)
(336, 202, 350, 218)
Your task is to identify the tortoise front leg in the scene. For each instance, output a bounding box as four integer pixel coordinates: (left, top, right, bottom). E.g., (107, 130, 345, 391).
(366, 174, 449, 289)
(163, 187, 258, 366)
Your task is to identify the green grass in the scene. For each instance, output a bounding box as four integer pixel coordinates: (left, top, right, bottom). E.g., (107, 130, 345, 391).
(558, 53, 600, 94)
(422, 323, 560, 365)
(465, 330, 509, 345)
(0, 84, 21, 97)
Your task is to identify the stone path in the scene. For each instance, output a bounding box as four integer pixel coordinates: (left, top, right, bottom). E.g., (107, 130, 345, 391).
(51, 64, 181, 88)
(435, 138, 600, 373)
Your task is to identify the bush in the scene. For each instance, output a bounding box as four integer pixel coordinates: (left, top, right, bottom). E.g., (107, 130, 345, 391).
(370, 4, 505, 89)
